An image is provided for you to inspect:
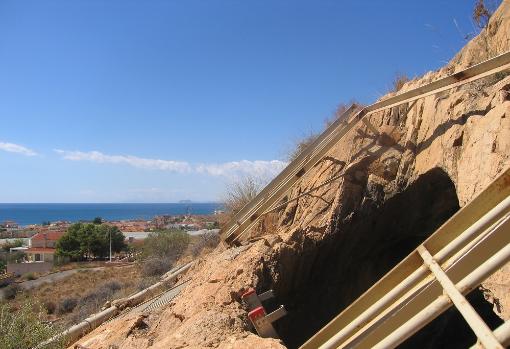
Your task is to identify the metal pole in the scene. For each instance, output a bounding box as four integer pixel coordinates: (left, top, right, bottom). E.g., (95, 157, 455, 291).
(471, 320, 510, 348)
(316, 195, 510, 349)
(345, 213, 510, 348)
(109, 230, 112, 263)
(371, 223, 510, 349)
(417, 245, 503, 349)
(340, 213, 503, 349)
(492, 320, 510, 348)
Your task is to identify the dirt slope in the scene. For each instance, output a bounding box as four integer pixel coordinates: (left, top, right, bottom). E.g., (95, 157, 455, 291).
(75, 2, 510, 348)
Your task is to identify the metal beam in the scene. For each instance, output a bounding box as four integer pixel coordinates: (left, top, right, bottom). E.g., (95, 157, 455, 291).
(221, 105, 360, 244)
(417, 245, 503, 349)
(301, 167, 510, 349)
(323, 209, 510, 349)
(221, 50, 510, 245)
(369, 219, 510, 349)
(471, 320, 510, 348)
(317, 194, 510, 349)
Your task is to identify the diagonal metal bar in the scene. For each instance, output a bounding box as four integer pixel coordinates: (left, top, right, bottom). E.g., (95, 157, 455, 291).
(302, 167, 510, 349)
(221, 104, 361, 244)
(417, 245, 503, 349)
(221, 50, 510, 245)
(471, 320, 510, 348)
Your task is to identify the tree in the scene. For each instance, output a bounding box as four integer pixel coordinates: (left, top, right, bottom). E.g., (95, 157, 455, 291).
(55, 227, 81, 260)
(90, 225, 125, 258)
(1, 238, 24, 252)
(92, 217, 102, 225)
(56, 223, 126, 260)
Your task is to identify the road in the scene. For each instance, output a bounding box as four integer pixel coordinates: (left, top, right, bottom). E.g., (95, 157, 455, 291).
(0, 267, 104, 299)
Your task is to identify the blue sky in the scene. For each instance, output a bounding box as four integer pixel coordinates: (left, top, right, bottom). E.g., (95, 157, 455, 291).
(0, 0, 488, 202)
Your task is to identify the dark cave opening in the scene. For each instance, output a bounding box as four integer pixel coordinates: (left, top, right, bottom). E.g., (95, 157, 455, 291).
(267, 168, 500, 348)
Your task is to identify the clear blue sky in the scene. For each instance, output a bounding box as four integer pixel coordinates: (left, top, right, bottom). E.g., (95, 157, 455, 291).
(0, 0, 487, 202)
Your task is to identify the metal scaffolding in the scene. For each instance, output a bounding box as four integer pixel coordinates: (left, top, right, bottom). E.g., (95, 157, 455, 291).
(301, 167, 510, 349)
(220, 51, 510, 245)
(218, 51, 510, 347)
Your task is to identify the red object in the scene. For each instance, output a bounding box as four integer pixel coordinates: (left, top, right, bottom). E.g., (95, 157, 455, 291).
(241, 288, 256, 299)
(31, 232, 65, 241)
(248, 306, 266, 320)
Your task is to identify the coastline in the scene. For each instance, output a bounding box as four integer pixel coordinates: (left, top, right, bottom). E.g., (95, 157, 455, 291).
(0, 202, 223, 227)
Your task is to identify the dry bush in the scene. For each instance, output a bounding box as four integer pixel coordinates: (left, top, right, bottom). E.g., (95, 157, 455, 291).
(289, 100, 363, 162)
(79, 281, 122, 307)
(325, 100, 363, 128)
(191, 231, 221, 257)
(223, 176, 261, 216)
(136, 276, 159, 291)
(473, 0, 498, 28)
(68, 280, 125, 324)
(44, 301, 56, 315)
(140, 258, 172, 277)
(288, 131, 319, 162)
(9, 265, 140, 326)
(3, 284, 20, 300)
(392, 72, 410, 92)
(57, 297, 77, 314)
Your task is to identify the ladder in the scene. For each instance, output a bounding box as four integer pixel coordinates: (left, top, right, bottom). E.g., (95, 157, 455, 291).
(220, 51, 510, 245)
(301, 167, 510, 349)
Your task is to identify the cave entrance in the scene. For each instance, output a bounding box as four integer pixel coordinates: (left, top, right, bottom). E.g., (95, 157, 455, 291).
(272, 168, 478, 348)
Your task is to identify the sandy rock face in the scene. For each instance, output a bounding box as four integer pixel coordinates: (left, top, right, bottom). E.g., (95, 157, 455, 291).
(75, 3, 510, 349)
(76, 242, 287, 349)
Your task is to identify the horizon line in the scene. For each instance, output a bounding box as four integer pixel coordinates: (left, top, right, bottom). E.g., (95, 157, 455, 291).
(0, 202, 223, 204)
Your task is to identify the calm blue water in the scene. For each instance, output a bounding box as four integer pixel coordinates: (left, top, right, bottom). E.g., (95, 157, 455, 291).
(0, 203, 222, 226)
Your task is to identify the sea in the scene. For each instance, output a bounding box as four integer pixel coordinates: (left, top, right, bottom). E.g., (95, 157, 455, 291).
(0, 203, 223, 226)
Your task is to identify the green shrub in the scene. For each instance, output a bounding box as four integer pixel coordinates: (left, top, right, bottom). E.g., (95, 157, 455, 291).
(23, 272, 37, 281)
(142, 230, 190, 262)
(1, 238, 24, 252)
(56, 223, 126, 260)
(0, 300, 65, 349)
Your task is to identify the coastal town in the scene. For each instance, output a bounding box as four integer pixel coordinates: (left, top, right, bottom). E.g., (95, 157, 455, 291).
(0, 213, 222, 278)
(0, 210, 224, 332)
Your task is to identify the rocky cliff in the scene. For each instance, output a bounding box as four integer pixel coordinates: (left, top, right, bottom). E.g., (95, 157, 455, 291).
(74, 2, 510, 348)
